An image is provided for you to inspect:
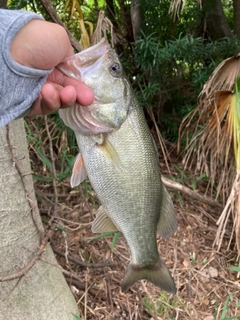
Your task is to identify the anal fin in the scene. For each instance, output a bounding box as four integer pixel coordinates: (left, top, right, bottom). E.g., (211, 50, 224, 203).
(92, 206, 119, 233)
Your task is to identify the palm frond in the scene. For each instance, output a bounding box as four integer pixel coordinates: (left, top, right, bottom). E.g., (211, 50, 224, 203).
(91, 11, 114, 46)
(200, 54, 240, 97)
(179, 54, 240, 254)
(169, 0, 202, 19)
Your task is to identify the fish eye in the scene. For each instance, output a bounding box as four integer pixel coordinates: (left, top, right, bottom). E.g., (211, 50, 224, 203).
(109, 63, 122, 77)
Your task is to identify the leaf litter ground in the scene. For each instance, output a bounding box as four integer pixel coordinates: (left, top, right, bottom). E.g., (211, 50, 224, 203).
(28, 118, 240, 320)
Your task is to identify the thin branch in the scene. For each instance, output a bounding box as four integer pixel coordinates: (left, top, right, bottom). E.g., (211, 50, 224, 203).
(6, 124, 44, 239)
(146, 106, 171, 173)
(0, 228, 54, 282)
(63, 270, 102, 297)
(44, 116, 58, 216)
(141, 281, 158, 320)
(52, 246, 116, 269)
(162, 175, 223, 209)
(39, 0, 84, 52)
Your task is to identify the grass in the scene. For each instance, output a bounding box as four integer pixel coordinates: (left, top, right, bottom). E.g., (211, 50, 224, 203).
(144, 292, 182, 318)
(215, 294, 240, 320)
(88, 231, 121, 252)
(72, 314, 83, 320)
(213, 266, 240, 320)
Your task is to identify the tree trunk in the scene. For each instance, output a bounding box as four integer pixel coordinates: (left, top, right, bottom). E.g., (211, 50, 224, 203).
(200, 0, 232, 40)
(0, 120, 79, 320)
(233, 0, 240, 39)
(0, 0, 7, 8)
(118, 0, 134, 42)
(131, 0, 142, 40)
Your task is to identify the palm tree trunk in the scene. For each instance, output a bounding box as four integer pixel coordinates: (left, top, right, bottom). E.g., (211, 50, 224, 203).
(131, 0, 142, 40)
(202, 0, 232, 40)
(0, 119, 79, 320)
(233, 0, 240, 39)
(0, 0, 7, 8)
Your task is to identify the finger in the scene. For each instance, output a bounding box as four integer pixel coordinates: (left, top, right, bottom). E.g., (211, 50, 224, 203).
(58, 86, 77, 108)
(60, 80, 94, 106)
(44, 83, 80, 108)
(73, 82, 94, 106)
(59, 76, 94, 106)
(40, 83, 61, 114)
(28, 84, 61, 117)
(48, 69, 94, 106)
(28, 95, 43, 117)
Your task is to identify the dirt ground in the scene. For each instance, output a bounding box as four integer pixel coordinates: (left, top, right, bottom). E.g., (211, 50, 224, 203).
(29, 119, 240, 320)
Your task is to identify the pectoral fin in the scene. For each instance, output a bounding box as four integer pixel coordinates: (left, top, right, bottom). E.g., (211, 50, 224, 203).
(92, 206, 119, 233)
(70, 153, 88, 188)
(96, 137, 123, 172)
(157, 184, 177, 238)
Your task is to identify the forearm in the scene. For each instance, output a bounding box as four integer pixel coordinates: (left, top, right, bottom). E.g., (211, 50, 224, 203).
(0, 9, 51, 127)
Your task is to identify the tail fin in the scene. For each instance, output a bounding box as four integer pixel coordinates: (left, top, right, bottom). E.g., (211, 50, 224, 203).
(121, 257, 176, 294)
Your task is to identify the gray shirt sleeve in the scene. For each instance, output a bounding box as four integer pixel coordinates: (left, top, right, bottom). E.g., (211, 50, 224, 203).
(0, 9, 52, 127)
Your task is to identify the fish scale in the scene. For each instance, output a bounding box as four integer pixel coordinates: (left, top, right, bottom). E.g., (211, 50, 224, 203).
(58, 39, 177, 293)
(77, 102, 165, 268)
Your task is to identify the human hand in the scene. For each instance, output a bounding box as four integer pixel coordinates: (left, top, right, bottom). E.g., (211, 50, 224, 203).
(10, 19, 94, 116)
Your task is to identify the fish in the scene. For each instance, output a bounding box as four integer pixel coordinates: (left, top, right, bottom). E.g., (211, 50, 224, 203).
(58, 38, 177, 294)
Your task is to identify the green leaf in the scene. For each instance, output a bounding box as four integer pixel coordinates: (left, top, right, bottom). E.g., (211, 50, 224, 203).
(220, 295, 231, 320)
(33, 176, 53, 182)
(87, 231, 117, 242)
(56, 225, 66, 232)
(229, 266, 240, 272)
(34, 147, 53, 171)
(72, 314, 83, 320)
(33, 173, 70, 183)
(111, 232, 121, 252)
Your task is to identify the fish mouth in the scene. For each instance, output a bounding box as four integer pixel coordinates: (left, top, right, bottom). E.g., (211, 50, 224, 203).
(76, 38, 108, 64)
(58, 39, 129, 134)
(57, 38, 109, 81)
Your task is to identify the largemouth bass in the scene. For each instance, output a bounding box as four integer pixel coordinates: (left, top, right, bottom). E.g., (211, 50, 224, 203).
(58, 39, 177, 294)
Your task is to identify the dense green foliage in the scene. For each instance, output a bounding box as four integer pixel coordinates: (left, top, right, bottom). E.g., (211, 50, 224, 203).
(127, 33, 240, 141)
(7, 0, 240, 142)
